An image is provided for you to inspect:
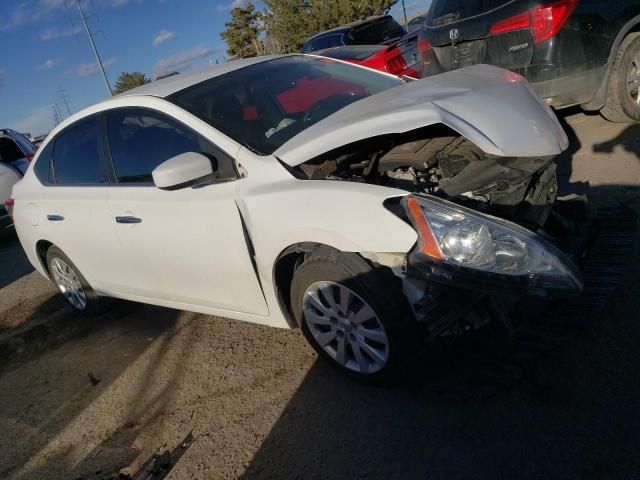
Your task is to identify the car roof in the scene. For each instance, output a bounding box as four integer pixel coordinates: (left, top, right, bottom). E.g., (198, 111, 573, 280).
(118, 55, 285, 99)
(307, 15, 393, 41)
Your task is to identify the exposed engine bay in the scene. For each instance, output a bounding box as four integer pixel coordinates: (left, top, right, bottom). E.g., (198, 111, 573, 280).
(293, 126, 558, 229)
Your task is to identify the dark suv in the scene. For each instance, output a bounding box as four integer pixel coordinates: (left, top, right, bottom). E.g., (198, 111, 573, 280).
(301, 15, 406, 53)
(417, 0, 640, 122)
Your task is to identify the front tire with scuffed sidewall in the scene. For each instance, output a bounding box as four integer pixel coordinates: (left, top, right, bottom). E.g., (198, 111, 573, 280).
(290, 252, 422, 385)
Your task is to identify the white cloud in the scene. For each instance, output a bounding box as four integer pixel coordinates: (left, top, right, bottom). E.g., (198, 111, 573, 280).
(0, 0, 131, 32)
(37, 58, 62, 70)
(76, 57, 117, 77)
(154, 45, 217, 76)
(153, 29, 176, 46)
(0, 2, 40, 31)
(41, 0, 69, 9)
(40, 25, 82, 41)
(217, 0, 248, 11)
(13, 106, 53, 136)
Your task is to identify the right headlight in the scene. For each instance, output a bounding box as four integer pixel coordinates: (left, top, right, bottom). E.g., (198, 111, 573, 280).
(402, 195, 582, 295)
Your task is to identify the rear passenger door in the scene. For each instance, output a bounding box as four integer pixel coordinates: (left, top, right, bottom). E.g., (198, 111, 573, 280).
(36, 115, 122, 292)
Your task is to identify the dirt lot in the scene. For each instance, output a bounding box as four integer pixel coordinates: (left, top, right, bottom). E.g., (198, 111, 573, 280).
(1, 110, 639, 480)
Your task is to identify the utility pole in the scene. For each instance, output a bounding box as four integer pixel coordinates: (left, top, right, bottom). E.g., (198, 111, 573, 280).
(76, 0, 113, 96)
(57, 87, 72, 117)
(401, 0, 408, 26)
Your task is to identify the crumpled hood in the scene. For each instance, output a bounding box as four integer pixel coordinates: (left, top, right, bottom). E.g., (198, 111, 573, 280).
(274, 64, 569, 167)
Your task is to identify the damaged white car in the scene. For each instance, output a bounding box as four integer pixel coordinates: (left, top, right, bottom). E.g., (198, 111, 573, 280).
(10, 55, 582, 383)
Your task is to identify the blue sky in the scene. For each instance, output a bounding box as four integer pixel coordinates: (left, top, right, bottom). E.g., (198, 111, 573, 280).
(0, 0, 428, 136)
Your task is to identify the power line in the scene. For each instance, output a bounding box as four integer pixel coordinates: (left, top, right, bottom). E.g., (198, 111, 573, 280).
(75, 0, 113, 96)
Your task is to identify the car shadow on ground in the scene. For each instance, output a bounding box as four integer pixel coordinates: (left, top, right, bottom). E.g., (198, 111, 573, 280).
(0, 298, 185, 479)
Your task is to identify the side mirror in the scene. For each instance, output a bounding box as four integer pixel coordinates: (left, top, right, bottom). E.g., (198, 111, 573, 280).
(152, 152, 213, 190)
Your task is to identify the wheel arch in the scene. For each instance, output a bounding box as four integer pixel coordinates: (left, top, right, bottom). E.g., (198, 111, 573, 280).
(584, 16, 640, 111)
(272, 242, 341, 328)
(35, 239, 54, 277)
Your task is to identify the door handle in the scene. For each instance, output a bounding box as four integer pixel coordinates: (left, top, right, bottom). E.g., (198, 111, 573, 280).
(115, 216, 142, 224)
(47, 214, 65, 222)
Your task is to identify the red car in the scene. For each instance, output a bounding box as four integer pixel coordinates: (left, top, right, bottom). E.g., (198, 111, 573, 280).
(314, 37, 420, 79)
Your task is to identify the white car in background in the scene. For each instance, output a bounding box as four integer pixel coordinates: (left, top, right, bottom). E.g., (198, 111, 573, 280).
(10, 55, 580, 383)
(1, 128, 36, 227)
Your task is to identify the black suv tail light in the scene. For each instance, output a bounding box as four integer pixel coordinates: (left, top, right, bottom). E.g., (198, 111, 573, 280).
(489, 0, 578, 44)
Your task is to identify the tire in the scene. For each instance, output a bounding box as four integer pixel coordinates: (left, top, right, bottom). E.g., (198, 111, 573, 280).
(601, 33, 640, 123)
(290, 252, 422, 385)
(46, 246, 105, 315)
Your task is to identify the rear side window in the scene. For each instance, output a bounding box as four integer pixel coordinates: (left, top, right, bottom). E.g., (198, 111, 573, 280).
(106, 108, 236, 184)
(52, 118, 105, 185)
(0, 137, 25, 163)
(429, 0, 515, 24)
(33, 141, 53, 184)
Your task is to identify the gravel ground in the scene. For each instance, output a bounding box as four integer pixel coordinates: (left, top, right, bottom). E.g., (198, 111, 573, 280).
(0, 110, 639, 480)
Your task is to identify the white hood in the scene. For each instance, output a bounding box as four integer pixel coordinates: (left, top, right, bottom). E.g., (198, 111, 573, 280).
(274, 64, 569, 166)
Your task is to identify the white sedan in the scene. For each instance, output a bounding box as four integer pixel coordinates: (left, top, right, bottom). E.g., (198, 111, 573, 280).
(10, 55, 580, 383)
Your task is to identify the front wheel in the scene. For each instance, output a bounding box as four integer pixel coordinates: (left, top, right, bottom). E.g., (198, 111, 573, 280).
(290, 253, 422, 385)
(46, 246, 105, 315)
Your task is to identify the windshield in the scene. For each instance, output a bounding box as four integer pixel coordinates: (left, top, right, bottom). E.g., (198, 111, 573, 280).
(170, 56, 402, 155)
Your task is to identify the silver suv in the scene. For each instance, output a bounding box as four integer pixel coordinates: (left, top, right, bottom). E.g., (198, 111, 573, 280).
(1, 128, 36, 227)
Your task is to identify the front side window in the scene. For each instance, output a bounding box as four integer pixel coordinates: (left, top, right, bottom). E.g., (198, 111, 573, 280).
(52, 117, 105, 185)
(170, 56, 403, 155)
(106, 108, 236, 184)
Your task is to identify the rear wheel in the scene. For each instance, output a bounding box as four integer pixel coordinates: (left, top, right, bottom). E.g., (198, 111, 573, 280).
(46, 246, 105, 315)
(290, 252, 422, 385)
(601, 33, 640, 123)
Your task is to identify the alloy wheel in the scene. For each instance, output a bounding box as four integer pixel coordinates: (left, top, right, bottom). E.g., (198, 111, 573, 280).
(50, 257, 87, 310)
(627, 55, 640, 106)
(302, 281, 389, 374)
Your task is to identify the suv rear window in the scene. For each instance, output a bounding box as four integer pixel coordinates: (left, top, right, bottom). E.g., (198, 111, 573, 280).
(429, 0, 515, 25)
(0, 137, 25, 163)
(350, 18, 405, 43)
